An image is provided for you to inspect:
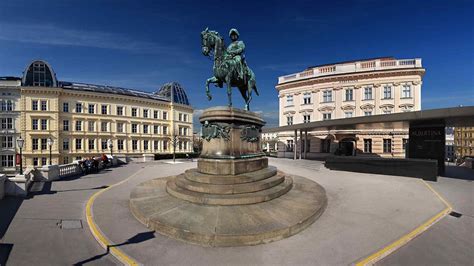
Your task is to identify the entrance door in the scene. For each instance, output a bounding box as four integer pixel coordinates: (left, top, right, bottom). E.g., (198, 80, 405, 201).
(339, 139, 355, 156)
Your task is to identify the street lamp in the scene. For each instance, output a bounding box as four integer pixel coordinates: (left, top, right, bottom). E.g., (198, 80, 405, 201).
(47, 137, 54, 165)
(16, 136, 24, 175)
(107, 139, 113, 157)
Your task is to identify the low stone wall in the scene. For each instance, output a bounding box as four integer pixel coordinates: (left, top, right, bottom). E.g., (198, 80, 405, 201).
(325, 156, 438, 181)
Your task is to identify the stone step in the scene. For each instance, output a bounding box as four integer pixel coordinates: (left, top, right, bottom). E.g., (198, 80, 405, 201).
(184, 166, 278, 185)
(175, 172, 286, 195)
(166, 176, 293, 206)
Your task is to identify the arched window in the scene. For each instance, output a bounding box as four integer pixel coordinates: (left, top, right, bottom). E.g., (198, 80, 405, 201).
(22, 60, 57, 87)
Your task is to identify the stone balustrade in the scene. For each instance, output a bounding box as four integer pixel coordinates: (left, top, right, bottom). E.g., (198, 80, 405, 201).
(59, 163, 82, 179)
(279, 58, 422, 84)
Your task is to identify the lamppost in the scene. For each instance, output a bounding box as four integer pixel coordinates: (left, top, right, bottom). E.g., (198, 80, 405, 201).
(16, 136, 24, 175)
(107, 139, 113, 157)
(47, 137, 54, 165)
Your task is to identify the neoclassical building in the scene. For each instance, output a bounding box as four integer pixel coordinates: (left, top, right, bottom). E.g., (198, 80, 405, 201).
(7, 60, 193, 169)
(276, 57, 425, 158)
(0, 77, 22, 174)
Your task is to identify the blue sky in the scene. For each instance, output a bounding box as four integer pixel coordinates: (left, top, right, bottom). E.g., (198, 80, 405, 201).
(0, 0, 473, 128)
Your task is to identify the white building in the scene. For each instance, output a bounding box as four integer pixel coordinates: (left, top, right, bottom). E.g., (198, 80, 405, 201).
(276, 57, 425, 159)
(0, 77, 21, 174)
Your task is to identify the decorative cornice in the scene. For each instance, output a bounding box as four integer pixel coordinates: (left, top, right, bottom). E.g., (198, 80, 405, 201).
(276, 69, 425, 91)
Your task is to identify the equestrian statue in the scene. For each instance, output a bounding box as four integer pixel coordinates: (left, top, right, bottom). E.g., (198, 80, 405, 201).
(201, 28, 259, 110)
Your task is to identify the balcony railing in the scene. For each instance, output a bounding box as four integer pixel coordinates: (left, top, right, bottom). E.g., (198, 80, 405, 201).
(58, 163, 82, 179)
(278, 58, 422, 84)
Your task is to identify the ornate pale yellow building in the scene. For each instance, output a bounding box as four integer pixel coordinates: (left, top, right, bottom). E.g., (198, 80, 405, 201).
(454, 127, 474, 158)
(14, 60, 193, 168)
(276, 57, 425, 158)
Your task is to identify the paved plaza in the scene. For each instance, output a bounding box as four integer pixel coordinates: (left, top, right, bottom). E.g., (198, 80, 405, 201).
(0, 159, 473, 265)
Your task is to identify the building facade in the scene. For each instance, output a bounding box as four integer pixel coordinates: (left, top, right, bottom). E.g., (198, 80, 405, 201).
(454, 127, 474, 158)
(275, 57, 425, 158)
(0, 77, 22, 174)
(5, 60, 193, 170)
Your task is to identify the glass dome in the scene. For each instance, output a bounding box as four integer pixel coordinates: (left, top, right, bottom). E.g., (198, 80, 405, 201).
(155, 82, 190, 105)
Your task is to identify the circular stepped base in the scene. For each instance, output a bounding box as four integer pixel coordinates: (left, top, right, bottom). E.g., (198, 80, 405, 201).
(129, 173, 327, 247)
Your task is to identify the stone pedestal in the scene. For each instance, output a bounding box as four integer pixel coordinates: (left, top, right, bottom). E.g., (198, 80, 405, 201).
(35, 165, 60, 181)
(129, 107, 327, 246)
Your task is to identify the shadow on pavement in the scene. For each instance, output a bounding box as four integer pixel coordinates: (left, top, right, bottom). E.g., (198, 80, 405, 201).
(0, 243, 13, 265)
(0, 197, 23, 239)
(27, 182, 109, 198)
(442, 165, 474, 181)
(73, 231, 155, 265)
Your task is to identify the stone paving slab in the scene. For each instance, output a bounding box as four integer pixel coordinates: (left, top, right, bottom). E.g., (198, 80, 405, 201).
(92, 158, 447, 265)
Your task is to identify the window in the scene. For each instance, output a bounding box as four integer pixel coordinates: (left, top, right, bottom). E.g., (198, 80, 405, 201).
(132, 124, 138, 133)
(32, 138, 39, 150)
(132, 140, 138, 150)
(383, 139, 392, 153)
(323, 113, 331, 120)
(41, 119, 48, 130)
(118, 139, 124, 150)
(364, 139, 372, 153)
(88, 121, 95, 132)
(286, 95, 294, 106)
(63, 102, 69, 112)
(76, 103, 82, 113)
(286, 140, 294, 152)
(63, 157, 69, 164)
(321, 139, 331, 153)
(178, 113, 183, 121)
(75, 121, 82, 131)
(383, 85, 392, 99)
(162, 126, 168, 135)
(132, 108, 137, 117)
(41, 100, 47, 111)
(323, 90, 332, 102)
(178, 141, 182, 150)
(33, 157, 38, 166)
(154, 125, 159, 134)
(364, 111, 372, 116)
(303, 92, 311, 104)
(101, 105, 108, 115)
(183, 114, 188, 122)
(101, 140, 108, 150)
(63, 139, 69, 150)
(1, 136, 13, 148)
(345, 111, 353, 118)
(345, 89, 353, 101)
(117, 106, 124, 116)
(143, 124, 149, 134)
(287, 116, 293, 125)
(63, 120, 69, 131)
(1, 118, 13, 129)
(88, 139, 95, 150)
(88, 104, 95, 114)
(144, 140, 149, 150)
(6, 100, 12, 111)
(1, 155, 14, 167)
(117, 123, 124, 133)
(143, 109, 148, 118)
(402, 138, 408, 151)
(154, 110, 158, 119)
(163, 140, 168, 150)
(41, 157, 47, 166)
(154, 140, 159, 150)
(101, 122, 108, 132)
(41, 138, 47, 150)
(32, 119, 39, 130)
(162, 112, 168, 120)
(402, 84, 411, 98)
(364, 87, 373, 100)
(32, 100, 38, 111)
(303, 115, 310, 123)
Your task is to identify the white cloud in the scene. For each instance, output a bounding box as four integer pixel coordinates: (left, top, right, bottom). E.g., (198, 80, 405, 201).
(0, 22, 177, 55)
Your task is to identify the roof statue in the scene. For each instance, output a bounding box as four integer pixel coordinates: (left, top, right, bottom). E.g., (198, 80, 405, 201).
(201, 27, 259, 110)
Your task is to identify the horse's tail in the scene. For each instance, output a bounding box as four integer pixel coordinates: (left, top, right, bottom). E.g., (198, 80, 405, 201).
(253, 82, 259, 96)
